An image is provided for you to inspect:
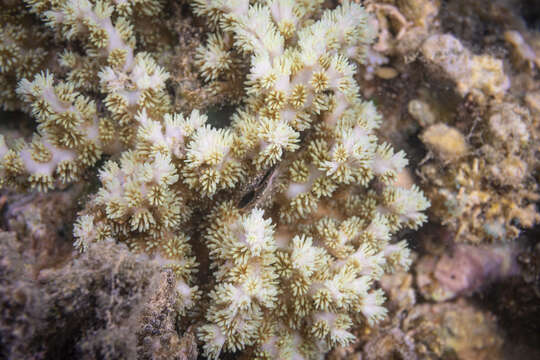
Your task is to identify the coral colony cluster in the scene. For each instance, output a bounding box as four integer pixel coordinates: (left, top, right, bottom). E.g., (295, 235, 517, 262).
(420, 105, 540, 244)
(417, 35, 540, 244)
(0, 0, 429, 358)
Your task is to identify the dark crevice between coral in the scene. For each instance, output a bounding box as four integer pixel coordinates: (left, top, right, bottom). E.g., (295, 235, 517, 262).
(519, 0, 540, 30)
(205, 105, 236, 129)
(470, 225, 540, 359)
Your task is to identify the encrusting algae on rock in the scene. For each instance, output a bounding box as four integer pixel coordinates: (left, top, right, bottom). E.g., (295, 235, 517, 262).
(0, 1, 430, 359)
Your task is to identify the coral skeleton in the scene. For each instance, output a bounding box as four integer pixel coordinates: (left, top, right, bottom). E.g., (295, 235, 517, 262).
(0, 1, 429, 359)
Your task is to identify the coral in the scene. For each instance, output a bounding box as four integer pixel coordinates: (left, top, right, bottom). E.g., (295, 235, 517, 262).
(421, 33, 509, 104)
(333, 1, 540, 358)
(358, 0, 440, 80)
(408, 99, 437, 127)
(0, 1, 54, 111)
(5, 0, 540, 359)
(326, 266, 419, 360)
(504, 30, 540, 71)
(404, 26, 540, 244)
(402, 300, 504, 359)
(328, 259, 505, 360)
(418, 100, 540, 243)
(0, 0, 172, 191)
(420, 123, 468, 162)
(367, 1, 412, 54)
(0, 1, 430, 359)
